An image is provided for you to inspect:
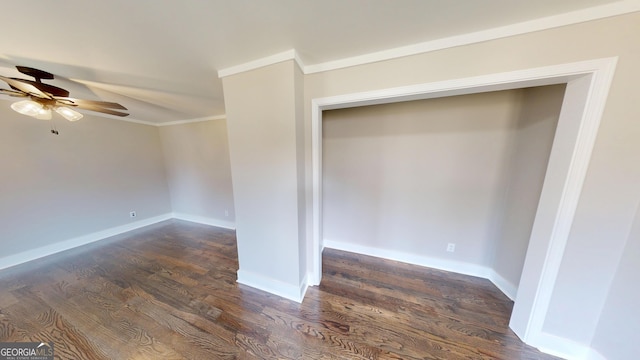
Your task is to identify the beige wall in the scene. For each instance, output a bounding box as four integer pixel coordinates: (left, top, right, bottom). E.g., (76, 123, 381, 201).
(0, 104, 237, 264)
(323, 90, 521, 266)
(159, 120, 235, 224)
(305, 12, 640, 348)
(0, 104, 171, 257)
(323, 85, 562, 289)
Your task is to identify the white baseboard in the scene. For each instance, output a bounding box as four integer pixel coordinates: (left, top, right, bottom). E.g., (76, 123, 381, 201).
(324, 239, 522, 300)
(531, 331, 595, 360)
(171, 212, 236, 230)
(237, 269, 307, 303)
(300, 273, 309, 300)
(487, 269, 518, 301)
(323, 239, 491, 280)
(0, 213, 173, 271)
(585, 349, 606, 360)
(0, 212, 233, 273)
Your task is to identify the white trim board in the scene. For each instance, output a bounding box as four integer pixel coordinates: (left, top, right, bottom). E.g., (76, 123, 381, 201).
(237, 269, 308, 303)
(76, 113, 227, 128)
(488, 270, 518, 301)
(0, 213, 236, 272)
(157, 115, 227, 127)
(0, 213, 172, 271)
(323, 239, 518, 301)
(101, 114, 159, 127)
(324, 239, 489, 279)
(310, 57, 618, 358)
(218, 49, 305, 78)
(586, 349, 607, 360)
(171, 212, 236, 230)
(533, 331, 599, 360)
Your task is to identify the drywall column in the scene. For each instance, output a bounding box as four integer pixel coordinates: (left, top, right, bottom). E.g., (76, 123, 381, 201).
(221, 60, 306, 302)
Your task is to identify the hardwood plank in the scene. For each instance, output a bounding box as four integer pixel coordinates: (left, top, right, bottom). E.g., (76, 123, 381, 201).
(0, 220, 559, 359)
(2, 287, 111, 359)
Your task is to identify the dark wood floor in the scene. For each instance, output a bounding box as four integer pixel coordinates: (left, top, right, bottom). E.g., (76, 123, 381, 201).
(0, 220, 559, 359)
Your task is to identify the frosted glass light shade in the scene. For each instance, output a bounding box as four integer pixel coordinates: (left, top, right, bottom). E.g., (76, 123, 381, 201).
(10, 100, 43, 117)
(55, 106, 83, 121)
(34, 107, 52, 120)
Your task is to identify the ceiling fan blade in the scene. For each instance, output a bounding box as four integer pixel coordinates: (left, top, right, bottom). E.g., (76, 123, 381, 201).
(16, 66, 54, 80)
(0, 88, 27, 97)
(0, 75, 52, 99)
(54, 97, 127, 110)
(74, 104, 129, 117)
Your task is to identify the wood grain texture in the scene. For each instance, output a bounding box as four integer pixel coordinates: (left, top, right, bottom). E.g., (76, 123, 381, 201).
(0, 220, 559, 359)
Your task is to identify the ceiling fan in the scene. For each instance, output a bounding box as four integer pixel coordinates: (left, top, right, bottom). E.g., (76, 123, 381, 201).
(0, 66, 128, 134)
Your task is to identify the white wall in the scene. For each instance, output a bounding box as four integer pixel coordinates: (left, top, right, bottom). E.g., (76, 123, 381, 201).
(590, 199, 640, 360)
(0, 103, 172, 259)
(491, 85, 564, 289)
(323, 86, 563, 290)
(159, 119, 235, 228)
(323, 90, 521, 267)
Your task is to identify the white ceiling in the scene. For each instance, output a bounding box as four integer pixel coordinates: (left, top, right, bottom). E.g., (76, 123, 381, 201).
(0, 0, 633, 124)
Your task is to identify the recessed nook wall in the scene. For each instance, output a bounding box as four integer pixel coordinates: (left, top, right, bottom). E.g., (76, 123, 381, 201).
(322, 85, 564, 295)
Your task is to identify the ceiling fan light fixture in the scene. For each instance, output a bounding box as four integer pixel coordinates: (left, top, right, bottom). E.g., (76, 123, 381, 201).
(10, 99, 44, 117)
(34, 107, 52, 120)
(55, 106, 83, 121)
(2, 66, 128, 134)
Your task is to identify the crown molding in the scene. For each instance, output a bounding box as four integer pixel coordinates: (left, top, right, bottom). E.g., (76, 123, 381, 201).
(156, 114, 226, 127)
(91, 114, 227, 127)
(218, 49, 304, 78)
(93, 113, 159, 126)
(303, 0, 640, 74)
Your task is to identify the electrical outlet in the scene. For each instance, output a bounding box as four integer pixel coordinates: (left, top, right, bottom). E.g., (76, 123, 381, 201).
(447, 243, 456, 252)
(130, 211, 137, 218)
(224, 210, 229, 217)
